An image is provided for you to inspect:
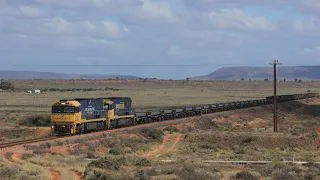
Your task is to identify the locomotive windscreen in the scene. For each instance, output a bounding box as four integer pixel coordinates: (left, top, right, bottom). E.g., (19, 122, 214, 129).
(52, 106, 76, 113)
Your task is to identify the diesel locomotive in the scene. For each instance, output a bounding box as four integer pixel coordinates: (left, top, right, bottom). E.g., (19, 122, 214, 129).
(51, 97, 135, 135)
(50, 93, 318, 136)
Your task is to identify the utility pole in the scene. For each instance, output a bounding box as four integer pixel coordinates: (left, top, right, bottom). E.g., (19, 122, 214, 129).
(270, 60, 281, 132)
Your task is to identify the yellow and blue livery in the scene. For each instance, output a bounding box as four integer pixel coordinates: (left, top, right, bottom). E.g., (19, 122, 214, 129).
(50, 97, 135, 136)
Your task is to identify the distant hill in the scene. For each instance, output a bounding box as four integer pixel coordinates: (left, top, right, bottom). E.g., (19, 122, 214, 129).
(0, 70, 140, 80)
(191, 66, 320, 80)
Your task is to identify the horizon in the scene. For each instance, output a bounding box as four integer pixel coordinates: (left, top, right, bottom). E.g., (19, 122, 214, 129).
(1, 64, 320, 80)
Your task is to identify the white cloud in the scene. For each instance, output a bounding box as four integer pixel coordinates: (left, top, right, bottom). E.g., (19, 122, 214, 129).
(168, 44, 187, 58)
(14, 34, 28, 38)
(303, 46, 320, 56)
(207, 9, 275, 31)
(138, 0, 177, 23)
(33, 0, 143, 8)
(102, 21, 122, 37)
(301, 0, 320, 11)
(43, 17, 75, 34)
(19, 5, 45, 17)
(182, 0, 320, 14)
(292, 17, 318, 32)
(83, 21, 96, 31)
(303, 48, 313, 54)
(85, 37, 111, 46)
(83, 21, 126, 38)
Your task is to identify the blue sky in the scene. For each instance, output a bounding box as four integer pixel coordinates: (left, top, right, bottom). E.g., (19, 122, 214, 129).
(0, 0, 320, 79)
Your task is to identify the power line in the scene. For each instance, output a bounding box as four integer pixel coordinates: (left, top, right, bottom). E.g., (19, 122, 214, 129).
(11, 63, 318, 67)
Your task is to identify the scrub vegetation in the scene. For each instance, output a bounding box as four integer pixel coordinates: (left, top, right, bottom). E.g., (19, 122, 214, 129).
(0, 79, 319, 179)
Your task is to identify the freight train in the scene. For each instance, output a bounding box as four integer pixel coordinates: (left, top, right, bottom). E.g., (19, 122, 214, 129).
(50, 93, 318, 136)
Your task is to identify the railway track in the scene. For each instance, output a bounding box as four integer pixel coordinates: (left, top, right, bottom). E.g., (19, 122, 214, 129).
(0, 93, 318, 150)
(0, 137, 58, 150)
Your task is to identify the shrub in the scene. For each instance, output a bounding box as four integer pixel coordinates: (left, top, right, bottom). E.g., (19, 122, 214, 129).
(87, 155, 152, 171)
(230, 171, 258, 180)
(0, 79, 14, 90)
(109, 146, 124, 155)
(163, 126, 179, 133)
(307, 131, 318, 138)
(87, 157, 122, 170)
(86, 151, 97, 159)
(196, 116, 219, 130)
(0, 165, 21, 179)
(5, 152, 13, 161)
(140, 128, 164, 141)
(255, 164, 273, 177)
(32, 145, 49, 155)
(242, 136, 256, 144)
(135, 170, 149, 180)
(21, 153, 35, 160)
(19, 114, 51, 127)
(272, 169, 298, 180)
(135, 158, 151, 166)
(174, 164, 221, 180)
(84, 170, 132, 180)
(99, 138, 120, 148)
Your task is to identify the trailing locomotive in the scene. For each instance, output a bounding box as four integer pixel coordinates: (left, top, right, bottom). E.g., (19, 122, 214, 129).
(50, 93, 318, 136)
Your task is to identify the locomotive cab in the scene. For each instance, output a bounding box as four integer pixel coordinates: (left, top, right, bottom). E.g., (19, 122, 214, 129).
(50, 100, 81, 136)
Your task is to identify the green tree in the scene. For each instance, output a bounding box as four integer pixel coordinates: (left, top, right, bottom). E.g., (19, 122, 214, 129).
(0, 80, 14, 90)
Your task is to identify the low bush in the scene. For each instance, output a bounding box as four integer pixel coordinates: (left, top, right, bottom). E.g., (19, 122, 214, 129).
(196, 116, 219, 130)
(67, 144, 85, 155)
(86, 151, 98, 159)
(135, 170, 149, 180)
(140, 128, 164, 141)
(135, 158, 151, 166)
(242, 136, 256, 144)
(0, 80, 14, 91)
(109, 146, 124, 155)
(174, 164, 221, 180)
(99, 138, 121, 148)
(163, 126, 179, 133)
(87, 157, 122, 170)
(21, 153, 35, 160)
(120, 137, 150, 153)
(87, 155, 151, 171)
(5, 152, 13, 161)
(230, 171, 258, 180)
(19, 114, 50, 127)
(254, 164, 273, 177)
(0, 165, 21, 179)
(307, 131, 318, 138)
(32, 144, 49, 155)
(85, 170, 131, 180)
(272, 169, 298, 180)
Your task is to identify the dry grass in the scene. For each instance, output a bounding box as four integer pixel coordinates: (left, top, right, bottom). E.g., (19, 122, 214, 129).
(1, 79, 317, 142)
(0, 163, 51, 180)
(0, 79, 319, 179)
(1, 79, 319, 112)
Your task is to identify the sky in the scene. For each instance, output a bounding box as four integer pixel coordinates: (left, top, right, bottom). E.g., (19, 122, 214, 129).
(1, 0, 320, 79)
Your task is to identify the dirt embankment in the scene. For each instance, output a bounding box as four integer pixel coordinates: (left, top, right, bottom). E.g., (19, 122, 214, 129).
(143, 134, 184, 158)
